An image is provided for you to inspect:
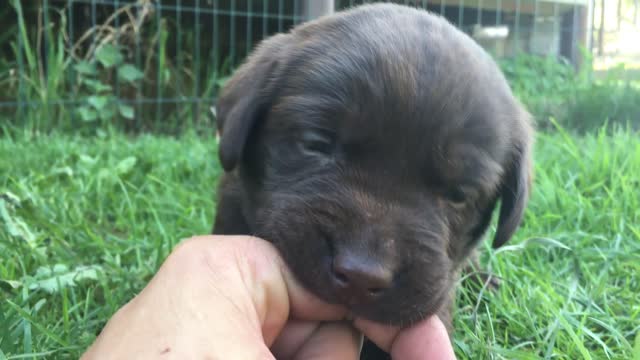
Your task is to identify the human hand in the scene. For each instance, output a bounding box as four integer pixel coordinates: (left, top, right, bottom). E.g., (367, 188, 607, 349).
(81, 235, 456, 359)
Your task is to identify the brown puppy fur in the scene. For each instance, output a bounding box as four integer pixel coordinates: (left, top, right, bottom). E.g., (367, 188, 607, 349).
(211, 3, 533, 358)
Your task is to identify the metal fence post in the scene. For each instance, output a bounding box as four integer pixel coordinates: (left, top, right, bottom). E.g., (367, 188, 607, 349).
(300, 0, 335, 21)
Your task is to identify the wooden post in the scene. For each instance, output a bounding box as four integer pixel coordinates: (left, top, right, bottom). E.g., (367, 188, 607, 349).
(299, 0, 335, 22)
(598, 0, 605, 56)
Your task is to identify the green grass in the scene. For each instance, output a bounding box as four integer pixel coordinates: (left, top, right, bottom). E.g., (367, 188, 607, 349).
(1, 128, 639, 359)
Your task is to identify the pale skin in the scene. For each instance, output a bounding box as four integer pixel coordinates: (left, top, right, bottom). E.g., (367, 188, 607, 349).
(81, 235, 457, 360)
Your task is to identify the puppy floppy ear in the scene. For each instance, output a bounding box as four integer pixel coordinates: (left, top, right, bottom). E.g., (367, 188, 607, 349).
(216, 34, 290, 172)
(492, 117, 534, 249)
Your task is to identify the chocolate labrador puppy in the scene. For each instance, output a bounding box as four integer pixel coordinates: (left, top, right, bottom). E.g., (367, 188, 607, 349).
(211, 3, 533, 358)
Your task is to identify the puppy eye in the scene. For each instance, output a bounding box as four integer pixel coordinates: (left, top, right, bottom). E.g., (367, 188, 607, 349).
(298, 131, 334, 156)
(445, 188, 467, 206)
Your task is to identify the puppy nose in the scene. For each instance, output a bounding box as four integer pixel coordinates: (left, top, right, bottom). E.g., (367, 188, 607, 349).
(331, 252, 393, 304)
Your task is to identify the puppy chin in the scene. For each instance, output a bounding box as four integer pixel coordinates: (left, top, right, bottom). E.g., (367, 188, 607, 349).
(346, 279, 452, 327)
(258, 230, 451, 326)
(329, 281, 452, 327)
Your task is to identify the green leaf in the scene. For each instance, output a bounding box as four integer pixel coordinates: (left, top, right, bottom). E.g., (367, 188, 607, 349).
(0, 198, 36, 247)
(50, 166, 74, 178)
(26, 264, 102, 294)
(88, 96, 109, 110)
(117, 64, 144, 83)
(33, 299, 47, 312)
(95, 44, 123, 68)
(118, 103, 134, 119)
(162, 68, 171, 85)
(79, 154, 98, 166)
(0, 191, 21, 206)
(115, 156, 137, 176)
(74, 60, 97, 75)
(0, 279, 22, 292)
(77, 106, 97, 122)
(215, 76, 230, 88)
(99, 105, 116, 121)
(494, 237, 571, 255)
(633, 330, 640, 360)
(81, 78, 112, 92)
(97, 168, 112, 181)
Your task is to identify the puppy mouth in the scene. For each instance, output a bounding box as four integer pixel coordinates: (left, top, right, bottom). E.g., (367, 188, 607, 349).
(337, 290, 447, 327)
(258, 206, 447, 326)
(336, 301, 420, 327)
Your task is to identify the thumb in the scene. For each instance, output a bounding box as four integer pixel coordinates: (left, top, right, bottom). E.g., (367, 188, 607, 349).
(355, 316, 456, 360)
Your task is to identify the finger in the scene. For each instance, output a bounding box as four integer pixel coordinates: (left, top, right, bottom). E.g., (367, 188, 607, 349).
(270, 320, 320, 359)
(292, 322, 362, 360)
(82, 237, 276, 360)
(271, 320, 363, 360)
(193, 236, 347, 344)
(390, 316, 456, 360)
(355, 316, 456, 360)
(278, 265, 348, 321)
(353, 318, 400, 352)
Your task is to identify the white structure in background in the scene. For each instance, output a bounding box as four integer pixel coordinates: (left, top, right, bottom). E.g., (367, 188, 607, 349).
(301, 0, 592, 68)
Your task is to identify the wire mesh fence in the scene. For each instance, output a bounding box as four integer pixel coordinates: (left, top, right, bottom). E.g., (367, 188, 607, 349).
(1, 0, 635, 133)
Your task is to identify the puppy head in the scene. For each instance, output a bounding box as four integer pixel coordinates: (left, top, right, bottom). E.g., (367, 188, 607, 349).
(215, 4, 533, 325)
